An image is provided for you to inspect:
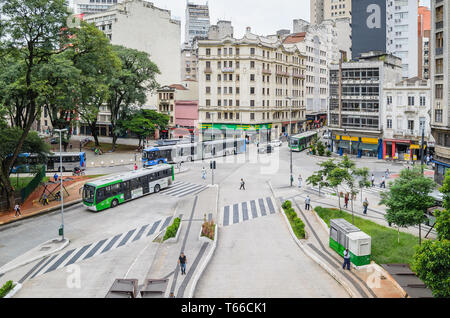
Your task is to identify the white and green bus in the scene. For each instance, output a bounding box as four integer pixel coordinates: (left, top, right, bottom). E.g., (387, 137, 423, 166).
(82, 164, 174, 212)
(288, 131, 318, 152)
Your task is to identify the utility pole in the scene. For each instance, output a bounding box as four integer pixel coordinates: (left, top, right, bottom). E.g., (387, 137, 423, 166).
(54, 128, 67, 241)
(286, 97, 293, 187)
(419, 125, 425, 246)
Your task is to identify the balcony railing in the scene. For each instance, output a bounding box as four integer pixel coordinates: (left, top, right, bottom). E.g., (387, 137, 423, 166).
(292, 73, 305, 79)
(262, 69, 272, 75)
(405, 106, 418, 113)
(204, 67, 212, 73)
(276, 71, 290, 77)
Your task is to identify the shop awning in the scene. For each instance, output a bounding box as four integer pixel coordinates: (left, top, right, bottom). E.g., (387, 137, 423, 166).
(359, 143, 379, 151)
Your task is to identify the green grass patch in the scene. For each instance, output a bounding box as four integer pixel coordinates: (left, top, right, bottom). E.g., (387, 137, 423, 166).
(282, 200, 306, 239)
(315, 206, 420, 265)
(0, 280, 15, 298)
(84, 141, 137, 153)
(163, 217, 181, 241)
(10, 176, 49, 191)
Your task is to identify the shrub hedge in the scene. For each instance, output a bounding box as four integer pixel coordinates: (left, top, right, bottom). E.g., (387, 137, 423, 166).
(163, 217, 181, 241)
(0, 280, 15, 298)
(282, 200, 306, 239)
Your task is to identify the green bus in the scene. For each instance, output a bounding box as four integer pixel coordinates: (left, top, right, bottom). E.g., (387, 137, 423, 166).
(288, 131, 318, 152)
(82, 164, 174, 212)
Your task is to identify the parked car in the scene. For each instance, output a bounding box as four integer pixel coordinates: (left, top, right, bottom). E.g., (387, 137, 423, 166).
(269, 139, 282, 147)
(257, 144, 274, 154)
(50, 137, 58, 144)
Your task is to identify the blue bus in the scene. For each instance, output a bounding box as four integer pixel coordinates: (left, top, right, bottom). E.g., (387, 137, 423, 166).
(11, 152, 87, 173)
(142, 138, 246, 166)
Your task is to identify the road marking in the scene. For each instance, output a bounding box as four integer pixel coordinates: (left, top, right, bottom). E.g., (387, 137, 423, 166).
(222, 197, 276, 227)
(83, 239, 108, 260)
(133, 224, 149, 242)
(147, 220, 161, 236)
(117, 229, 136, 248)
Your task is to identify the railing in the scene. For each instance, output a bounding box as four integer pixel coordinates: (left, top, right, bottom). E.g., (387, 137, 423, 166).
(262, 69, 272, 75)
(204, 67, 212, 73)
(21, 165, 46, 203)
(222, 67, 234, 73)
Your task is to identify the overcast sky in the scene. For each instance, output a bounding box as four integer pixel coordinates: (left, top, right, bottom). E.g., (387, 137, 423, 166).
(150, 0, 431, 43)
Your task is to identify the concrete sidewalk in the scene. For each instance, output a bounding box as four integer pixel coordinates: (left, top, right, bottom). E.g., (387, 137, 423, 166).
(270, 184, 406, 298)
(122, 186, 219, 298)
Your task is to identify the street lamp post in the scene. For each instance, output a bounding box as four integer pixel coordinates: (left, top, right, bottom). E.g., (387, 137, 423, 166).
(419, 125, 426, 246)
(54, 128, 67, 241)
(286, 97, 293, 187)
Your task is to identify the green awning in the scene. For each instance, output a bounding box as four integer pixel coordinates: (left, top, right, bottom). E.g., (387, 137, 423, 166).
(359, 143, 379, 151)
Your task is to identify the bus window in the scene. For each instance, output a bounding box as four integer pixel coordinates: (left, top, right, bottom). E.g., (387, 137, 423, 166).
(96, 188, 105, 202)
(131, 178, 140, 190)
(111, 183, 120, 196)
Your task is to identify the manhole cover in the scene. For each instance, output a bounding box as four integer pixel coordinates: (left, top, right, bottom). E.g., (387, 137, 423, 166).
(40, 246, 51, 251)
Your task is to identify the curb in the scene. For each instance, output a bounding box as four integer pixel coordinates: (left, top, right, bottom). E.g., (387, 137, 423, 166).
(0, 200, 83, 227)
(163, 220, 183, 244)
(3, 282, 22, 298)
(267, 181, 356, 298)
(0, 238, 70, 276)
(188, 185, 219, 298)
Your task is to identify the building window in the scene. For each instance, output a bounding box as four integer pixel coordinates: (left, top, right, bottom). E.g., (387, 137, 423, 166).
(206, 87, 211, 94)
(206, 99, 211, 106)
(250, 61, 255, 69)
(206, 112, 210, 119)
(435, 109, 443, 123)
(236, 112, 240, 119)
(420, 96, 426, 106)
(206, 74, 211, 81)
(250, 87, 255, 94)
(250, 113, 255, 120)
(218, 48, 221, 56)
(250, 48, 255, 55)
(408, 96, 415, 106)
(250, 74, 255, 81)
(206, 49, 211, 56)
(386, 96, 392, 105)
(387, 119, 392, 129)
(217, 112, 221, 119)
(250, 100, 255, 107)
(236, 100, 240, 106)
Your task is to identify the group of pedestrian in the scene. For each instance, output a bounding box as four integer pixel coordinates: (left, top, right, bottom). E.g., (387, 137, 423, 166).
(371, 170, 389, 188)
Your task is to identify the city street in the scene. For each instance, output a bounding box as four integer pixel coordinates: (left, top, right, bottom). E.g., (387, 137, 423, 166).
(0, 140, 433, 298)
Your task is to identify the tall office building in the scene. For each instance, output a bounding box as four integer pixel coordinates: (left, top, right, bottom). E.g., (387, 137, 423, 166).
(310, 0, 352, 24)
(185, 1, 210, 46)
(418, 5, 431, 79)
(310, 0, 325, 25)
(431, 0, 450, 184)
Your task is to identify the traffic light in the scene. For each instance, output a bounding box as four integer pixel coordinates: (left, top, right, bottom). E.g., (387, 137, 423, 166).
(210, 161, 216, 169)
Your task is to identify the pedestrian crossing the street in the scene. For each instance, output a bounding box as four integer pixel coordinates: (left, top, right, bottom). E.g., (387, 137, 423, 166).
(221, 197, 277, 227)
(159, 181, 208, 198)
(19, 215, 177, 283)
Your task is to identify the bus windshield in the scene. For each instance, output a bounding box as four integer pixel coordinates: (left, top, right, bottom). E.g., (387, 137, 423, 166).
(144, 150, 159, 160)
(83, 185, 96, 203)
(290, 138, 299, 146)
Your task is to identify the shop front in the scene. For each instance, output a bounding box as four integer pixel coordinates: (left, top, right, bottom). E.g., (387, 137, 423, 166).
(383, 139, 426, 162)
(333, 135, 381, 158)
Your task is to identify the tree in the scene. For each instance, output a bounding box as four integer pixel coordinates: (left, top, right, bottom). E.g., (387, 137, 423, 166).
(0, 0, 70, 209)
(354, 167, 371, 202)
(317, 141, 325, 156)
(339, 156, 358, 223)
(119, 109, 169, 147)
(435, 170, 450, 241)
(412, 239, 450, 298)
(108, 45, 160, 151)
(69, 22, 121, 147)
(380, 167, 435, 243)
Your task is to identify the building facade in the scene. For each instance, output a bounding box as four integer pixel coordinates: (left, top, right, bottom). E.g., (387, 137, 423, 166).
(329, 52, 402, 158)
(70, 0, 121, 15)
(418, 5, 431, 79)
(197, 27, 306, 142)
(431, 0, 450, 184)
(288, 19, 342, 127)
(185, 1, 210, 46)
(382, 77, 433, 162)
(310, 0, 325, 25)
(310, 0, 351, 24)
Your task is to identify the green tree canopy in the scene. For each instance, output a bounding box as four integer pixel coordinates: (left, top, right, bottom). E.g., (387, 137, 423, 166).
(119, 109, 169, 146)
(380, 167, 435, 243)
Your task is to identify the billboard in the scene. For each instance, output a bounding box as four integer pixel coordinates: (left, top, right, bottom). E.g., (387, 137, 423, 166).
(351, 0, 387, 59)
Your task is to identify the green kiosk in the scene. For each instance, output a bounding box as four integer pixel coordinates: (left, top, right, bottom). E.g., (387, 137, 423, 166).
(329, 218, 371, 266)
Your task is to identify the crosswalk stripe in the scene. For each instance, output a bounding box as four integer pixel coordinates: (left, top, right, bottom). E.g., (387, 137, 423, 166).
(67, 244, 93, 265)
(44, 249, 76, 274)
(172, 184, 206, 197)
(223, 206, 230, 226)
(233, 203, 239, 224)
(259, 198, 267, 216)
(30, 255, 58, 279)
(161, 216, 172, 231)
(147, 220, 161, 236)
(117, 229, 136, 248)
(162, 183, 192, 195)
(250, 200, 258, 219)
(266, 197, 275, 214)
(133, 224, 149, 242)
(242, 202, 249, 221)
(83, 239, 108, 260)
(101, 234, 122, 254)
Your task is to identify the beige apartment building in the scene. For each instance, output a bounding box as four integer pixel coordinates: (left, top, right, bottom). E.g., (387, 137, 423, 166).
(197, 27, 306, 142)
(310, 0, 351, 25)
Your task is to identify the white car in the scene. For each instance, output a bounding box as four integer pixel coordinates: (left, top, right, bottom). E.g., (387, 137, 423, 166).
(269, 139, 283, 147)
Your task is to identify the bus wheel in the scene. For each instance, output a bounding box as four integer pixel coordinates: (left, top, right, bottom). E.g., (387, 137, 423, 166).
(154, 184, 160, 193)
(111, 199, 119, 208)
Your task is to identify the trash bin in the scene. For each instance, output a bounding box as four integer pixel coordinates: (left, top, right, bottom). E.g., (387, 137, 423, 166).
(58, 226, 64, 237)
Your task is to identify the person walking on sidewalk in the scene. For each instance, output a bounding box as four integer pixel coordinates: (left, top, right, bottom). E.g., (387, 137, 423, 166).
(298, 174, 303, 188)
(371, 174, 375, 187)
(42, 193, 49, 206)
(344, 193, 349, 209)
(239, 178, 245, 190)
(342, 248, 351, 271)
(134, 163, 138, 171)
(54, 173, 59, 183)
(201, 167, 207, 180)
(380, 175, 386, 188)
(385, 169, 390, 178)
(363, 198, 369, 215)
(305, 195, 311, 211)
(14, 203, 22, 217)
(178, 252, 187, 275)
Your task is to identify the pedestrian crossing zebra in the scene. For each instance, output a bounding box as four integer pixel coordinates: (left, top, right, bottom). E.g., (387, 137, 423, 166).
(19, 215, 177, 283)
(221, 197, 277, 227)
(159, 181, 208, 198)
